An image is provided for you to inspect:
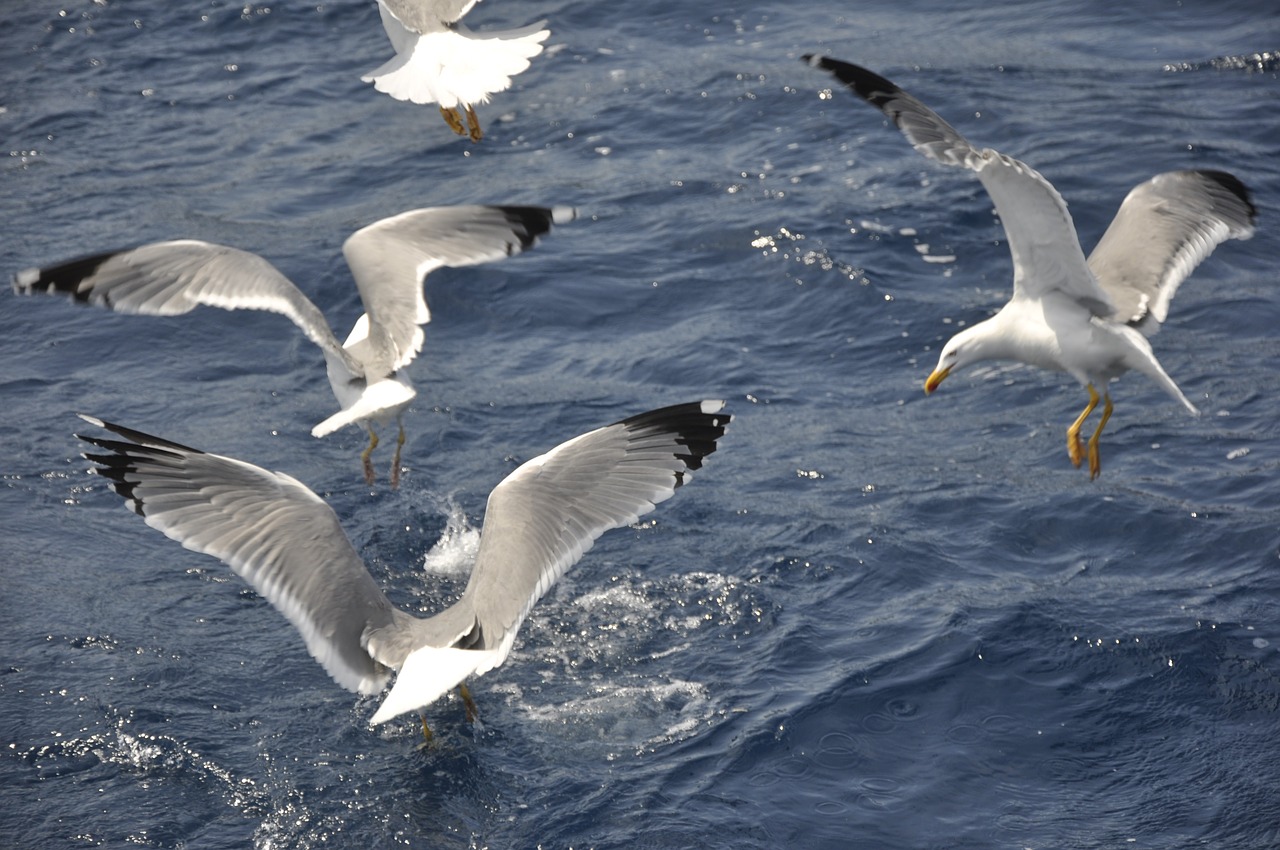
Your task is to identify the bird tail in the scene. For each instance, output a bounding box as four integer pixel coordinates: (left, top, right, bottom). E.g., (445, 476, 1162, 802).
(312, 378, 415, 438)
(362, 22, 549, 108)
(369, 645, 500, 724)
(1114, 326, 1200, 417)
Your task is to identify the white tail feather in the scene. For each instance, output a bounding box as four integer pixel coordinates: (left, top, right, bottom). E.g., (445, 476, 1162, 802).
(362, 23, 549, 108)
(369, 645, 499, 724)
(312, 379, 415, 437)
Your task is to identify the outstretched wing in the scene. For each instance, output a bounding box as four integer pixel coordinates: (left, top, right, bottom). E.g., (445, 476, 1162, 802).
(805, 55, 1114, 315)
(14, 239, 354, 367)
(1088, 169, 1256, 335)
(341, 204, 575, 374)
(461, 400, 731, 669)
(77, 416, 399, 695)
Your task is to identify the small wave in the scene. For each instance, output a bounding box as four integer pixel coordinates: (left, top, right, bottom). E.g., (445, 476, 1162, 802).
(1162, 51, 1280, 73)
(521, 678, 715, 755)
(21, 709, 268, 815)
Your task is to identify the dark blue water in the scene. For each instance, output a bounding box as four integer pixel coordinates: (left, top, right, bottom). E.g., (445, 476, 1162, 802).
(3, 1, 1279, 847)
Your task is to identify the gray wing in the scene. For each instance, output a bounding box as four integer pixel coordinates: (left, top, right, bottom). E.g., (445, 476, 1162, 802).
(461, 400, 730, 663)
(1087, 169, 1257, 334)
(806, 55, 1115, 315)
(77, 416, 401, 696)
(14, 239, 354, 367)
(341, 204, 576, 373)
(379, 0, 479, 33)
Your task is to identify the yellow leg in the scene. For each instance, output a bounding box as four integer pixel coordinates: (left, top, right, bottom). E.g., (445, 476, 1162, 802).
(1066, 384, 1100, 469)
(389, 419, 405, 490)
(1087, 392, 1114, 481)
(439, 105, 467, 136)
(464, 104, 483, 142)
(414, 711, 435, 751)
(458, 682, 479, 724)
(361, 426, 380, 485)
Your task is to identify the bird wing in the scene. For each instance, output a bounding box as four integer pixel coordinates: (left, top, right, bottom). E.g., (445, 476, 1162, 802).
(77, 416, 400, 696)
(340, 204, 575, 374)
(461, 400, 731, 670)
(13, 239, 356, 370)
(1087, 169, 1257, 335)
(806, 55, 1115, 315)
(378, 0, 479, 35)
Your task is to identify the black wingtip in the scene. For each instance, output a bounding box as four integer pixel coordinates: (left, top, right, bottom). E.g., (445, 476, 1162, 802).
(80, 449, 148, 516)
(498, 205, 575, 251)
(618, 400, 731, 479)
(1196, 170, 1258, 223)
(76, 416, 206, 517)
(77, 415, 206, 455)
(803, 55, 904, 110)
(12, 249, 122, 302)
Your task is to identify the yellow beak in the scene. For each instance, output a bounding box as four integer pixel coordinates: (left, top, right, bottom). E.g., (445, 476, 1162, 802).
(924, 365, 952, 394)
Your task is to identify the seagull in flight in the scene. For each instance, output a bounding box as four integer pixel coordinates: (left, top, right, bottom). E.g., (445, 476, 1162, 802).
(363, 0, 550, 141)
(77, 400, 730, 728)
(805, 56, 1256, 478)
(16, 204, 574, 487)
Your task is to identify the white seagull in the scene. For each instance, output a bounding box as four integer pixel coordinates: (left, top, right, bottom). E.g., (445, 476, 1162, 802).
(15, 204, 575, 487)
(77, 400, 730, 728)
(806, 56, 1256, 478)
(363, 0, 550, 141)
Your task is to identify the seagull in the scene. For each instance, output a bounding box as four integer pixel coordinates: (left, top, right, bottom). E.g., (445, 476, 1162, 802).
(362, 0, 550, 141)
(77, 400, 730, 728)
(15, 204, 575, 487)
(805, 56, 1257, 478)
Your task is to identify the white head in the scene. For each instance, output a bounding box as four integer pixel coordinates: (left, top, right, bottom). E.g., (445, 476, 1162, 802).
(924, 323, 997, 394)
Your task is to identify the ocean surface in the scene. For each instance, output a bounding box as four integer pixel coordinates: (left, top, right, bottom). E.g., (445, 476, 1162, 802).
(3, 1, 1278, 847)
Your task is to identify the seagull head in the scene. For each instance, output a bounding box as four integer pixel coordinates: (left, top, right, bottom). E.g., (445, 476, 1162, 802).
(925, 325, 987, 394)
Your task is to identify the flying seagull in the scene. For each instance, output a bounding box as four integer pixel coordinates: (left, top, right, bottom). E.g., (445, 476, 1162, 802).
(363, 0, 550, 141)
(16, 204, 575, 487)
(805, 55, 1256, 478)
(77, 400, 730, 727)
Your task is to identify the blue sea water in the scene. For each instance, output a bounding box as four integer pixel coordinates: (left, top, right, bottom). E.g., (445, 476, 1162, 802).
(2, 0, 1279, 847)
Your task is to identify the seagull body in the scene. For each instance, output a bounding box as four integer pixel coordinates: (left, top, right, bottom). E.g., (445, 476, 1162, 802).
(15, 204, 575, 486)
(806, 56, 1256, 478)
(363, 0, 549, 141)
(77, 400, 730, 726)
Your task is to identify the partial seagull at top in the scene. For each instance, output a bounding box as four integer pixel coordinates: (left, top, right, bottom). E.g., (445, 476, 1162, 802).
(363, 0, 550, 141)
(805, 55, 1256, 479)
(77, 400, 731, 730)
(15, 204, 575, 487)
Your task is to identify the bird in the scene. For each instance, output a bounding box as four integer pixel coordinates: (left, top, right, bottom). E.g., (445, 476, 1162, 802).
(362, 0, 550, 141)
(805, 55, 1257, 479)
(15, 204, 575, 487)
(76, 401, 730, 728)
